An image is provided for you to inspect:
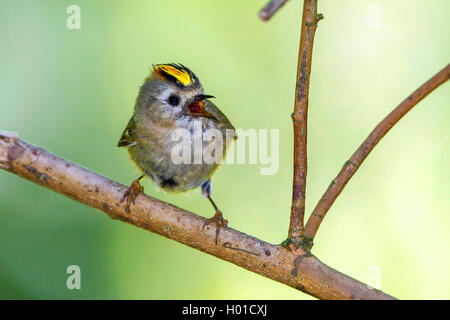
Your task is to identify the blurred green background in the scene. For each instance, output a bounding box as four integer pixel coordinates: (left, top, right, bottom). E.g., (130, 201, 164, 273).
(0, 0, 449, 299)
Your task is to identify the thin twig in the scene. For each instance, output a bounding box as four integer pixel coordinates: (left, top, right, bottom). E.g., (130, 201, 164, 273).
(0, 130, 395, 300)
(259, 0, 290, 21)
(304, 64, 450, 240)
(288, 0, 323, 242)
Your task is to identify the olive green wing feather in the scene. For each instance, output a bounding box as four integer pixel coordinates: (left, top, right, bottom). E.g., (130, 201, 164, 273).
(204, 99, 236, 134)
(117, 117, 137, 147)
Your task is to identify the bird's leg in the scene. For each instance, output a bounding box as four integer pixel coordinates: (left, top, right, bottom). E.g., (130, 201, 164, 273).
(120, 175, 145, 213)
(201, 180, 228, 245)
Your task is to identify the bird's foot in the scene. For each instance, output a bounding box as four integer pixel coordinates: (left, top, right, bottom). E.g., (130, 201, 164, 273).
(202, 210, 228, 246)
(120, 177, 144, 213)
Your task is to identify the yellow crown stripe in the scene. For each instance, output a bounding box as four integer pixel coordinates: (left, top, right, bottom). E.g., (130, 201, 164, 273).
(155, 65, 192, 86)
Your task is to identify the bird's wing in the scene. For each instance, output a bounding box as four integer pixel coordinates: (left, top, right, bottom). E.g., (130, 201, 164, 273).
(117, 117, 137, 147)
(204, 99, 236, 134)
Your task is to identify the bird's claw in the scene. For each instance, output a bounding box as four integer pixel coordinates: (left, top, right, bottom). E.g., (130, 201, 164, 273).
(202, 210, 228, 245)
(120, 179, 144, 213)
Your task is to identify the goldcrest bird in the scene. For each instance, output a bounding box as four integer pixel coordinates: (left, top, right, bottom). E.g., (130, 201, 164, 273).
(117, 63, 235, 244)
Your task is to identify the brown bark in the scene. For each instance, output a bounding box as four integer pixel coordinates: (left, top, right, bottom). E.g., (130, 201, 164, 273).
(288, 0, 323, 241)
(0, 130, 395, 300)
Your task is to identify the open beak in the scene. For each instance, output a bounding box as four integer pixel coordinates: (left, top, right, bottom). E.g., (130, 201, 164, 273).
(186, 94, 216, 119)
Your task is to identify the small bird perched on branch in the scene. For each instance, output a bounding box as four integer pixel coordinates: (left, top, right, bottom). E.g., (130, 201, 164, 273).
(117, 63, 236, 244)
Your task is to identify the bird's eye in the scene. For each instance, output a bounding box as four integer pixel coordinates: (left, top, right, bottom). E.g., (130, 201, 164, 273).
(168, 95, 180, 106)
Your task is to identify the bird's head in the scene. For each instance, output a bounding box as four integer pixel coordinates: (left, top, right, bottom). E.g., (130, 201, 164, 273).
(136, 63, 215, 122)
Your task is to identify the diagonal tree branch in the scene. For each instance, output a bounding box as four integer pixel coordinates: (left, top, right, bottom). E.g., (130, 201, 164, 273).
(288, 0, 323, 243)
(304, 63, 450, 241)
(259, 0, 290, 21)
(0, 130, 395, 300)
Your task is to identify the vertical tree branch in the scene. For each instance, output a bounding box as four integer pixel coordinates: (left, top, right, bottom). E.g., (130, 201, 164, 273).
(288, 0, 323, 243)
(304, 63, 450, 240)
